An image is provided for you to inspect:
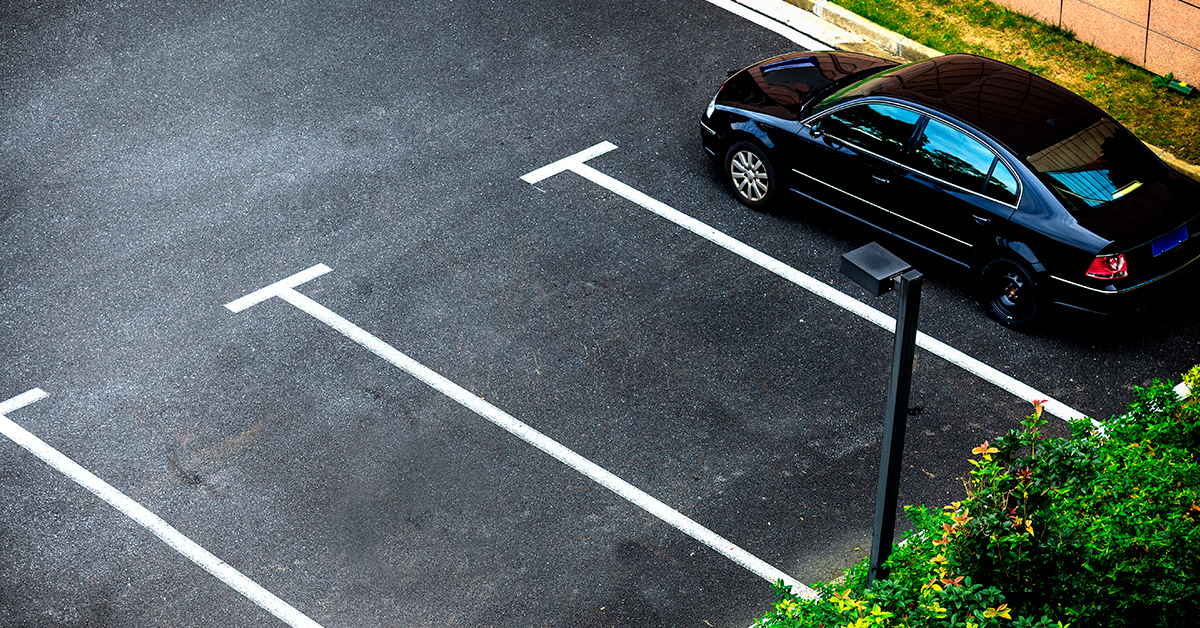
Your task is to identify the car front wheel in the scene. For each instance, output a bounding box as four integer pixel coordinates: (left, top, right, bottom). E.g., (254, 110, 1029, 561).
(725, 141, 776, 209)
(979, 257, 1039, 328)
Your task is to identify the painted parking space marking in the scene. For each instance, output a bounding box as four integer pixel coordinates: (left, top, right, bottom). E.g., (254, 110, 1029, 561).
(0, 390, 324, 628)
(704, 0, 829, 49)
(226, 267, 818, 599)
(522, 141, 1091, 425)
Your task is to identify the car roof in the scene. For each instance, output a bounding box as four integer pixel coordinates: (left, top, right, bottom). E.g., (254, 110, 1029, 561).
(821, 54, 1109, 158)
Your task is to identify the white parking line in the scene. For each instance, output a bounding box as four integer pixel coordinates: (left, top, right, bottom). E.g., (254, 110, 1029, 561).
(0, 389, 324, 628)
(522, 141, 1091, 425)
(226, 268, 819, 600)
(703, 0, 830, 49)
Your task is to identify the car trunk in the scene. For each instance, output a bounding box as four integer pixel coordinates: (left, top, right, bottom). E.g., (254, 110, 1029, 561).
(1076, 170, 1200, 287)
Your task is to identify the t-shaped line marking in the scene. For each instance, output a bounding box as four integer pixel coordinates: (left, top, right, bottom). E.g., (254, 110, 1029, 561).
(225, 264, 333, 313)
(0, 388, 47, 416)
(520, 140, 618, 185)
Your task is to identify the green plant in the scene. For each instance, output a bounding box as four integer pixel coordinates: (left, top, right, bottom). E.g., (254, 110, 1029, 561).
(756, 366, 1200, 627)
(1084, 72, 1114, 95)
(1184, 364, 1200, 396)
(950, 384, 1200, 625)
(1153, 72, 1176, 89)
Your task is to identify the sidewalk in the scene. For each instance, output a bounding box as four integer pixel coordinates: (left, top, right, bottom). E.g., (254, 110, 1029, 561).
(722, 0, 1200, 180)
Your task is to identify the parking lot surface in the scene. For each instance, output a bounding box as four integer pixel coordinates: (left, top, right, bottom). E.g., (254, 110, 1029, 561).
(3, 1, 1198, 627)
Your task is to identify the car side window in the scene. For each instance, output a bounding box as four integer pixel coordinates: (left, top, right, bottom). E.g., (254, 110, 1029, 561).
(816, 103, 920, 162)
(985, 160, 1019, 205)
(911, 118, 1015, 204)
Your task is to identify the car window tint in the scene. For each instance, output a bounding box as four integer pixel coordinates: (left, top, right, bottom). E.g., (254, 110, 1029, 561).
(819, 103, 920, 162)
(1024, 119, 1155, 212)
(911, 119, 997, 193)
(986, 161, 1019, 204)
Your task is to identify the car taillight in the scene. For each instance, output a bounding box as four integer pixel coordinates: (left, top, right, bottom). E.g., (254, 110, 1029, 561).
(1086, 253, 1128, 279)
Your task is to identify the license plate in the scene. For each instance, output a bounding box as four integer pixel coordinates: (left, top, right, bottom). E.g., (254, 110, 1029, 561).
(1152, 225, 1188, 257)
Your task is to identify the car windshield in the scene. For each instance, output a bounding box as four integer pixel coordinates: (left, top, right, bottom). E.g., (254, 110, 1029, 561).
(1023, 119, 1155, 212)
(798, 65, 896, 117)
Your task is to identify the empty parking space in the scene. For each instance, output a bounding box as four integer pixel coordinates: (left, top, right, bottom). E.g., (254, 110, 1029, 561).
(224, 263, 809, 596)
(1, 389, 323, 628)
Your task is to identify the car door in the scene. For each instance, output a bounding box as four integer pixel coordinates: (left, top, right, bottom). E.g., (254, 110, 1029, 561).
(883, 116, 1021, 266)
(787, 101, 922, 232)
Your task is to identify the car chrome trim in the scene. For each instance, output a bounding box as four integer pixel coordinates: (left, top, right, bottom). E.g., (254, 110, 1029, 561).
(1051, 250, 1200, 294)
(700, 120, 717, 136)
(802, 99, 1022, 209)
(1049, 276, 1113, 294)
(788, 187, 972, 270)
(791, 169, 975, 248)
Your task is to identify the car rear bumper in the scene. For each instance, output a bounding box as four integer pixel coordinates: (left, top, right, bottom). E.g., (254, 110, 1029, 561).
(1049, 249, 1200, 315)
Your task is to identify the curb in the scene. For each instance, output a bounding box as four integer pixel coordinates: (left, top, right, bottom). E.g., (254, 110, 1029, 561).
(1146, 144, 1200, 184)
(788, 0, 942, 62)
(729, 0, 1200, 181)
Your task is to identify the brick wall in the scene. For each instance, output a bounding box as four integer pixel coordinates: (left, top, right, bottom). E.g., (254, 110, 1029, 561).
(994, 0, 1200, 84)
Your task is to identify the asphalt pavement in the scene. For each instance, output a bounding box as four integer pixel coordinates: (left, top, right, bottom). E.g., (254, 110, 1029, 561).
(2, 1, 1198, 627)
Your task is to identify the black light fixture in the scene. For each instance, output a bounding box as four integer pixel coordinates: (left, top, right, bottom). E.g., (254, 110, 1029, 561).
(839, 242, 924, 586)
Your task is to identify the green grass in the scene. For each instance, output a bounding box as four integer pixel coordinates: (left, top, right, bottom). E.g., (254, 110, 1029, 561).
(809, 0, 1200, 164)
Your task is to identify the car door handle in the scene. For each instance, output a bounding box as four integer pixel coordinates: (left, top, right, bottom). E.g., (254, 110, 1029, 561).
(871, 175, 890, 185)
(973, 215, 992, 224)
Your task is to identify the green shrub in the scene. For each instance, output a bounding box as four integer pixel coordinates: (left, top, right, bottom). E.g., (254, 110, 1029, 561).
(757, 366, 1200, 627)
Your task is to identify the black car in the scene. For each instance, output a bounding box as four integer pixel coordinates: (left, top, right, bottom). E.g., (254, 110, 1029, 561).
(700, 51, 1200, 327)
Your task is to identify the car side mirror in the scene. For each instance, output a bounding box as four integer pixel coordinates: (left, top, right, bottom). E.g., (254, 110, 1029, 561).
(812, 118, 844, 144)
(820, 129, 843, 148)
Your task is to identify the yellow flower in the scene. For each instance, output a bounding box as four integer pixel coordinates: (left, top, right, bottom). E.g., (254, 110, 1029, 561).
(971, 441, 999, 459)
(1011, 516, 1034, 536)
(984, 604, 1013, 620)
(869, 604, 893, 619)
(830, 588, 864, 613)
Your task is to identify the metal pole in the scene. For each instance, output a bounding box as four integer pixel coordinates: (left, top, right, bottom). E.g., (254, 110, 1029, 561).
(867, 269, 923, 586)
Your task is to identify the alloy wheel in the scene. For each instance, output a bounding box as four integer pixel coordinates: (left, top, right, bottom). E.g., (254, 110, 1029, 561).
(730, 150, 769, 202)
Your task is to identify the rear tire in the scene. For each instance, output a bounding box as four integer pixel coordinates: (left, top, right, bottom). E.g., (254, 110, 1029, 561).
(979, 256, 1039, 328)
(724, 141, 777, 209)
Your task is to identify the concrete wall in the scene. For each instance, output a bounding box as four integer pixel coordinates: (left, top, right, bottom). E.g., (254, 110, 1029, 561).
(995, 0, 1200, 84)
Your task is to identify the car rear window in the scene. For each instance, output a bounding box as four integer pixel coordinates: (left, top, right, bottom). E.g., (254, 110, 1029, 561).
(1024, 119, 1154, 212)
